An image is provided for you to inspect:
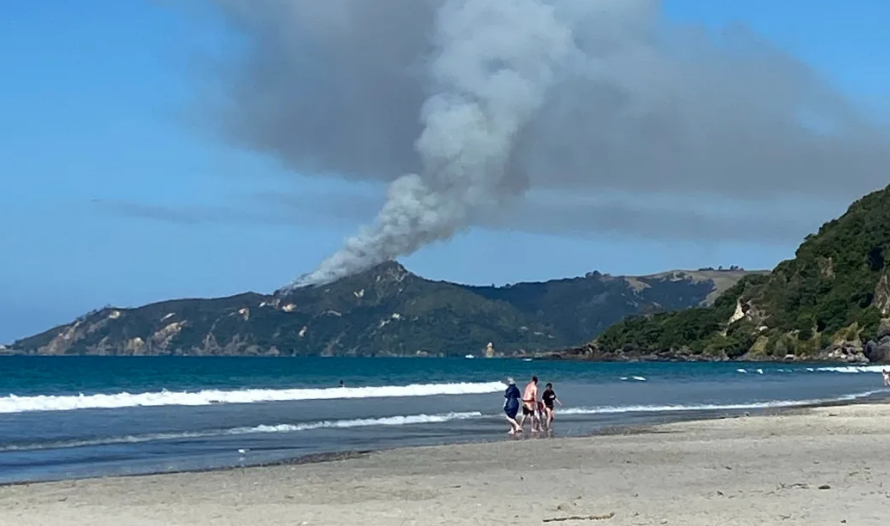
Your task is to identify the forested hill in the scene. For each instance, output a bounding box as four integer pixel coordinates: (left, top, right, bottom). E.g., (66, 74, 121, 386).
(561, 184, 890, 364)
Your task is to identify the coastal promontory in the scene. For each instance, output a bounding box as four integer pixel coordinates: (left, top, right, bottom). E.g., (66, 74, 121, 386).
(9, 264, 756, 357)
(559, 183, 890, 364)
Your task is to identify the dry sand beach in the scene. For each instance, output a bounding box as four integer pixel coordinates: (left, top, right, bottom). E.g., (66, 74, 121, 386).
(3, 404, 890, 526)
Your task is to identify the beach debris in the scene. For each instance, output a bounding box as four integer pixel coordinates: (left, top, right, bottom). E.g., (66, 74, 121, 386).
(778, 482, 809, 490)
(818, 484, 831, 490)
(542, 516, 612, 523)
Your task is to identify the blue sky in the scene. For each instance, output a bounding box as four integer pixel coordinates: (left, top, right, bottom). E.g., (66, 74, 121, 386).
(1, 0, 888, 343)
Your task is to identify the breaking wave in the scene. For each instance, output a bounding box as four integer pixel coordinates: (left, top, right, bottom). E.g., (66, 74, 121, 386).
(812, 366, 887, 374)
(734, 366, 884, 375)
(0, 382, 506, 414)
(0, 411, 484, 452)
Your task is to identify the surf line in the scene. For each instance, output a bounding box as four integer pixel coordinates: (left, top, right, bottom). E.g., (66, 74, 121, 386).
(0, 382, 507, 414)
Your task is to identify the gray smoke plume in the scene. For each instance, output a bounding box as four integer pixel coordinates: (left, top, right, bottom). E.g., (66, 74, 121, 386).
(293, 0, 573, 287)
(199, 0, 890, 288)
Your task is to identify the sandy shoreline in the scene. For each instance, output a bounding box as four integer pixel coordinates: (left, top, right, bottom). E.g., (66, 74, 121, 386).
(3, 403, 890, 525)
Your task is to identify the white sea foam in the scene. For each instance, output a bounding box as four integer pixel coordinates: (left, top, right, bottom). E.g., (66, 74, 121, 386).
(0, 411, 484, 452)
(241, 411, 482, 434)
(737, 366, 881, 375)
(814, 366, 886, 374)
(0, 382, 506, 414)
(559, 389, 885, 416)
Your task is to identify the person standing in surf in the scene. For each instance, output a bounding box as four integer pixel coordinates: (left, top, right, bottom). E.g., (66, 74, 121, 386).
(503, 378, 522, 434)
(518, 376, 539, 433)
(541, 382, 561, 429)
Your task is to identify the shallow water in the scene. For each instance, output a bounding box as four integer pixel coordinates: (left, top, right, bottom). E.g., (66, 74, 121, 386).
(0, 357, 885, 484)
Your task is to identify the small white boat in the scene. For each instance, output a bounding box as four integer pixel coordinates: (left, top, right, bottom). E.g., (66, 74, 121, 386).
(464, 354, 475, 359)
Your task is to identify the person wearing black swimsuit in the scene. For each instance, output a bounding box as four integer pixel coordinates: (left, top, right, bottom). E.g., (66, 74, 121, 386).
(541, 383, 560, 428)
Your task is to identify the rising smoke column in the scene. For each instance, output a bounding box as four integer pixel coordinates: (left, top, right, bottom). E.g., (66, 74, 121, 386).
(290, 0, 574, 288)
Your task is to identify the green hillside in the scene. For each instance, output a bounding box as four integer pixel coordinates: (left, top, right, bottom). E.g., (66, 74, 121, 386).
(570, 184, 890, 363)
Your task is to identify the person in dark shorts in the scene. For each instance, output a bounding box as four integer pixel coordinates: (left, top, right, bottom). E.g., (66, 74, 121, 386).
(519, 376, 539, 433)
(541, 382, 561, 428)
(503, 377, 522, 434)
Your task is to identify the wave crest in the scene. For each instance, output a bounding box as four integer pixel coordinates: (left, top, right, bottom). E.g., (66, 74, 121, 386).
(0, 382, 506, 414)
(814, 366, 887, 374)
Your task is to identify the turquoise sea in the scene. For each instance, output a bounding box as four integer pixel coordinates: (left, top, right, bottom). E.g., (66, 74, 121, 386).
(0, 357, 886, 484)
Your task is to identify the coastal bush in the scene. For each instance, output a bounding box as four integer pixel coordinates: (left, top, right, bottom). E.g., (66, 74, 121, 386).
(593, 183, 890, 359)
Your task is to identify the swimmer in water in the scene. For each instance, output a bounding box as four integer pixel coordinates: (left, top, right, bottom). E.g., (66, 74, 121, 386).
(883, 369, 890, 387)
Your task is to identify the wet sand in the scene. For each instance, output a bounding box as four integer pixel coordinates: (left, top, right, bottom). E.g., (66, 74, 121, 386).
(2, 403, 890, 525)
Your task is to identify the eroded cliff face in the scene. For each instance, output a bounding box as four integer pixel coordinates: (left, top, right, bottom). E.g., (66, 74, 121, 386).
(32, 313, 188, 356)
(874, 268, 890, 317)
(151, 321, 187, 348)
(40, 310, 122, 355)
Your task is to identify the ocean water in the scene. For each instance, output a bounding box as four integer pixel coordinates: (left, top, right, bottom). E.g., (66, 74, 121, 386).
(0, 356, 887, 484)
